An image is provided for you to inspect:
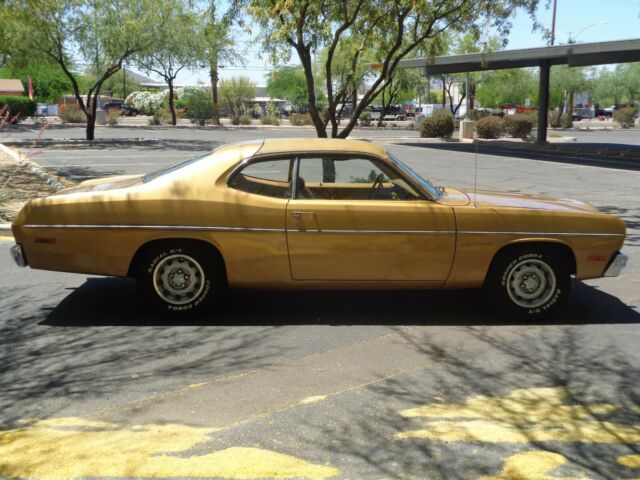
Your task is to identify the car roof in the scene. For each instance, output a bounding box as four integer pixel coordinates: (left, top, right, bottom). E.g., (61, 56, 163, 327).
(215, 138, 387, 160)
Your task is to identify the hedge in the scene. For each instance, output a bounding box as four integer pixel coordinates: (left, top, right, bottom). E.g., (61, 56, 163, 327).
(0, 95, 37, 121)
(475, 116, 504, 139)
(503, 113, 534, 138)
(613, 107, 639, 128)
(420, 109, 454, 138)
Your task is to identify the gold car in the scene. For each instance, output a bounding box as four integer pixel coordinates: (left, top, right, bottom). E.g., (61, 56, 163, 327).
(10, 138, 628, 319)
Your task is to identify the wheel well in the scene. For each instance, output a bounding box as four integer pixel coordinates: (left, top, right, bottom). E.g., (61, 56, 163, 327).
(127, 238, 226, 278)
(492, 241, 577, 275)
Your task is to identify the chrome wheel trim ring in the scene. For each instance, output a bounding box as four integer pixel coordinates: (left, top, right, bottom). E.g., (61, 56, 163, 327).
(506, 258, 557, 309)
(153, 254, 206, 305)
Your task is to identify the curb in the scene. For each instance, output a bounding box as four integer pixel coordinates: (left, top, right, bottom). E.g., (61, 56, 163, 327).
(0, 138, 160, 147)
(0, 142, 73, 190)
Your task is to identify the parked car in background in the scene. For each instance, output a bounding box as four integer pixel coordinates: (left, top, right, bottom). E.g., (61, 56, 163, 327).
(10, 138, 627, 320)
(572, 108, 594, 121)
(102, 101, 140, 116)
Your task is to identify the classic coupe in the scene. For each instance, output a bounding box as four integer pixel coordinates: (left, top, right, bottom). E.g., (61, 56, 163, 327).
(10, 138, 627, 319)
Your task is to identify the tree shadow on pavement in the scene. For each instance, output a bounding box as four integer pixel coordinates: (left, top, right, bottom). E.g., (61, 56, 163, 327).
(35, 276, 639, 328)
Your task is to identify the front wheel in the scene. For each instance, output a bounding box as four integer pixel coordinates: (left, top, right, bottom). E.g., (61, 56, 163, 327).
(136, 241, 225, 318)
(484, 246, 571, 320)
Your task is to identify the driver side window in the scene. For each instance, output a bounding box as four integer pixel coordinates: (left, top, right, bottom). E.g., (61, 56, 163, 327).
(296, 157, 419, 200)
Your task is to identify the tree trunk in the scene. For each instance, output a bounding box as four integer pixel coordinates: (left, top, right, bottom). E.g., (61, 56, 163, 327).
(297, 45, 327, 137)
(85, 92, 99, 141)
(85, 115, 96, 141)
(210, 67, 220, 126)
(567, 90, 574, 128)
(168, 79, 177, 126)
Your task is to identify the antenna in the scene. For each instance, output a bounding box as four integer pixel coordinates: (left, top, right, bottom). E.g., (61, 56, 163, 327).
(473, 136, 478, 208)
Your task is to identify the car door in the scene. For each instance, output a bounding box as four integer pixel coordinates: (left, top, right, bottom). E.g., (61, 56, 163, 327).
(285, 155, 456, 282)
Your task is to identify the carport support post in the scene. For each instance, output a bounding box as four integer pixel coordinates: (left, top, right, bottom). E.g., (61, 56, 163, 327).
(537, 60, 551, 143)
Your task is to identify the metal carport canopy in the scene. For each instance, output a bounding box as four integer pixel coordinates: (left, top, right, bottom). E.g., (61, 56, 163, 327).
(398, 38, 640, 74)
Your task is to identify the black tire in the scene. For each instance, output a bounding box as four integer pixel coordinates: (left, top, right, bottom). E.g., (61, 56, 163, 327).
(135, 240, 225, 318)
(484, 245, 571, 320)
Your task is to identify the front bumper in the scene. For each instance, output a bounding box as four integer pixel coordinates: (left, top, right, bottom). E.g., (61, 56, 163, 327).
(10, 244, 27, 267)
(604, 252, 628, 277)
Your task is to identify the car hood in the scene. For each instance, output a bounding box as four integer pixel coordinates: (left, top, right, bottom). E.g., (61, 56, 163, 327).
(54, 174, 144, 195)
(461, 189, 600, 213)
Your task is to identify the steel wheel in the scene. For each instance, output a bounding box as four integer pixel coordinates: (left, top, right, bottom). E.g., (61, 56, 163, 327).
(506, 258, 557, 309)
(484, 245, 571, 320)
(153, 254, 206, 305)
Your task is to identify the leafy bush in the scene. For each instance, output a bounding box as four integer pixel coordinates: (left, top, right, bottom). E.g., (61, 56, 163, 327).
(290, 112, 313, 126)
(0, 96, 37, 120)
(559, 113, 570, 128)
(148, 114, 162, 125)
(128, 91, 165, 115)
(260, 114, 280, 126)
(613, 107, 639, 128)
(503, 114, 533, 138)
(419, 109, 454, 138)
(58, 104, 85, 123)
(476, 116, 504, 139)
(239, 114, 252, 125)
(182, 89, 214, 126)
(106, 109, 119, 126)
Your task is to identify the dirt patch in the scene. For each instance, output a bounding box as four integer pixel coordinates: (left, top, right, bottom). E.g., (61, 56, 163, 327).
(0, 157, 58, 222)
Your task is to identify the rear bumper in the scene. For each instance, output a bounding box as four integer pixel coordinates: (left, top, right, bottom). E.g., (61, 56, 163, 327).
(604, 252, 628, 277)
(10, 244, 27, 267)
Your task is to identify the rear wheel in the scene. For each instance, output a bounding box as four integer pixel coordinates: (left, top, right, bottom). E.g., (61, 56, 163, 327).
(484, 245, 571, 320)
(136, 241, 225, 318)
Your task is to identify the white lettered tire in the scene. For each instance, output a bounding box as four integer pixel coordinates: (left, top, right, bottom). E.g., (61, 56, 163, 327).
(484, 245, 571, 320)
(136, 241, 225, 318)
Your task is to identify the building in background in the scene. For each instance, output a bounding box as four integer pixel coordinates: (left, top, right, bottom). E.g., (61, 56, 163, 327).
(0, 79, 25, 96)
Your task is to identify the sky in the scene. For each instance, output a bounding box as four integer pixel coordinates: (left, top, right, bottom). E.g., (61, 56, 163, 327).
(164, 0, 640, 87)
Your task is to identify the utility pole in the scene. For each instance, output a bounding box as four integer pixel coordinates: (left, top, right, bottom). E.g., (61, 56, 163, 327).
(550, 0, 558, 46)
(122, 65, 126, 100)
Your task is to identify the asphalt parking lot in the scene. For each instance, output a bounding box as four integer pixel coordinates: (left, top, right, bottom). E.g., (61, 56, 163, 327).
(1, 125, 639, 479)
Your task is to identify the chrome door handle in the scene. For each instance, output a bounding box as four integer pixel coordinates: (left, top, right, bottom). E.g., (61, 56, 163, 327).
(292, 211, 315, 218)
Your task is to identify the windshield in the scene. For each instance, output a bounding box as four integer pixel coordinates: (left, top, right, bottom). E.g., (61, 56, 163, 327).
(387, 150, 442, 200)
(142, 151, 212, 183)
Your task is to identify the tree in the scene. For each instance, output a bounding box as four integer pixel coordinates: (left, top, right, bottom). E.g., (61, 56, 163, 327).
(266, 67, 309, 111)
(136, 0, 200, 125)
(618, 63, 640, 107)
(475, 68, 537, 107)
(97, 68, 141, 100)
(373, 68, 423, 125)
(550, 65, 588, 127)
(249, 0, 539, 138)
(7, 0, 160, 140)
(0, 57, 90, 103)
(219, 76, 256, 120)
(198, 0, 245, 125)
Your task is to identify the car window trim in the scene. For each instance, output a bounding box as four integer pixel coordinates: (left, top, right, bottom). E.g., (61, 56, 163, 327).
(291, 153, 431, 201)
(227, 154, 296, 199)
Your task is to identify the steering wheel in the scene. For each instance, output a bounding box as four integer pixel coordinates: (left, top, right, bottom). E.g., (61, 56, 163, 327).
(368, 173, 385, 199)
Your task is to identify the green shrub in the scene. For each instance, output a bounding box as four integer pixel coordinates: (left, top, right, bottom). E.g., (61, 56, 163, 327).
(419, 109, 454, 138)
(559, 113, 570, 128)
(613, 106, 639, 128)
(476, 116, 504, 139)
(358, 111, 371, 127)
(183, 89, 214, 126)
(58, 104, 85, 123)
(261, 114, 280, 126)
(503, 114, 533, 138)
(0, 95, 37, 121)
(239, 114, 252, 125)
(290, 112, 313, 126)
